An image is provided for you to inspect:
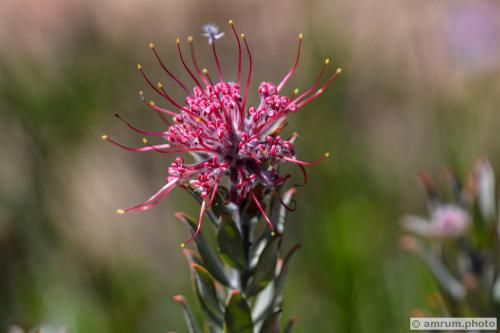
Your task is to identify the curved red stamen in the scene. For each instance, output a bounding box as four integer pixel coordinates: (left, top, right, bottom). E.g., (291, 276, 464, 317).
(143, 100, 177, 117)
(103, 136, 170, 152)
(296, 69, 341, 108)
(138, 67, 170, 99)
(277, 34, 303, 92)
(114, 113, 167, 136)
(144, 142, 215, 154)
(296, 163, 308, 185)
(176, 39, 204, 90)
(211, 43, 224, 82)
(241, 34, 252, 116)
(120, 178, 179, 213)
(139, 91, 176, 121)
(251, 190, 274, 234)
(293, 60, 329, 104)
(187, 37, 209, 86)
(196, 134, 217, 151)
(181, 199, 207, 247)
(150, 44, 190, 94)
(208, 178, 221, 207)
(154, 111, 171, 126)
(229, 21, 242, 86)
(273, 189, 296, 211)
(156, 83, 192, 113)
(138, 67, 190, 113)
(283, 153, 330, 166)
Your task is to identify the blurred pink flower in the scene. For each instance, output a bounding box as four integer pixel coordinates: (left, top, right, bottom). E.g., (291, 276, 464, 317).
(402, 204, 470, 239)
(445, 1, 500, 73)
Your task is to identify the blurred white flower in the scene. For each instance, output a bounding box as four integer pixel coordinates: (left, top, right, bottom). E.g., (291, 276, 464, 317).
(402, 204, 470, 239)
(7, 326, 24, 333)
(475, 159, 496, 222)
(202, 24, 224, 44)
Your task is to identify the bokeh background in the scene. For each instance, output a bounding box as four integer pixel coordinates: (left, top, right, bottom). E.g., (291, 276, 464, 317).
(1, 0, 500, 332)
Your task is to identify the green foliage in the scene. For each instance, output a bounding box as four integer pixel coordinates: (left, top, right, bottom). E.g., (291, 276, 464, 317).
(191, 264, 224, 327)
(258, 310, 280, 333)
(217, 215, 246, 270)
(224, 292, 254, 333)
(173, 295, 203, 333)
(175, 189, 299, 333)
(177, 212, 231, 286)
(245, 237, 279, 296)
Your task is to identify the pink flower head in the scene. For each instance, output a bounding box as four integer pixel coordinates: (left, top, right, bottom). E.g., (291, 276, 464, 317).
(431, 205, 470, 237)
(103, 21, 341, 246)
(402, 204, 470, 239)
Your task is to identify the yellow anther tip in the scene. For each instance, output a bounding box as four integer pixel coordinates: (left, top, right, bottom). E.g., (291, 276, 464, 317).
(336, 68, 342, 74)
(149, 100, 156, 106)
(324, 152, 331, 158)
(116, 209, 125, 215)
(137, 63, 142, 70)
(202, 68, 209, 75)
(101, 134, 108, 140)
(157, 82, 163, 88)
(325, 58, 330, 64)
(228, 19, 234, 25)
(142, 138, 148, 144)
(176, 37, 180, 44)
(293, 88, 299, 94)
(240, 33, 246, 39)
(271, 231, 276, 237)
(187, 36, 193, 42)
(180, 243, 186, 248)
(298, 33, 304, 40)
(148, 42, 155, 49)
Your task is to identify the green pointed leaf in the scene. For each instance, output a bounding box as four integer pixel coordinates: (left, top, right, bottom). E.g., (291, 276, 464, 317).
(259, 310, 281, 333)
(172, 295, 203, 333)
(224, 291, 254, 333)
(182, 248, 203, 266)
(276, 188, 297, 234)
(176, 212, 231, 286)
(208, 325, 223, 333)
(254, 245, 300, 323)
(191, 264, 224, 327)
(283, 316, 299, 333)
(218, 215, 246, 270)
(246, 236, 280, 295)
(273, 245, 300, 305)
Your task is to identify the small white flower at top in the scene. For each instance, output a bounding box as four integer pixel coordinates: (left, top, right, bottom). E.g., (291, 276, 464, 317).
(202, 24, 225, 44)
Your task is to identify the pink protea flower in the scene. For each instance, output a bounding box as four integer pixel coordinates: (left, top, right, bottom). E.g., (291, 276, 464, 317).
(102, 21, 341, 246)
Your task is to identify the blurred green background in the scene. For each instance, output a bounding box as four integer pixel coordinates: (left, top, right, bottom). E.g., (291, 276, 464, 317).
(1, 0, 500, 332)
